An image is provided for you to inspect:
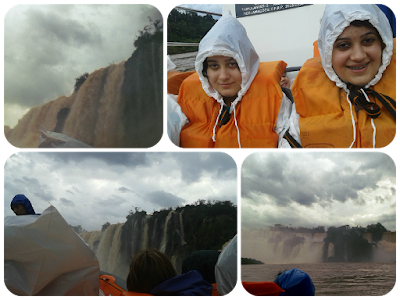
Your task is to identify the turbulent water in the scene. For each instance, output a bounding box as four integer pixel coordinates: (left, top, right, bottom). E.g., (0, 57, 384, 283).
(169, 52, 197, 72)
(241, 262, 396, 296)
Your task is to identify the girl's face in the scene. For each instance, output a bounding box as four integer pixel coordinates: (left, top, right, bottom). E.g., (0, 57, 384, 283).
(206, 56, 242, 98)
(280, 72, 290, 88)
(332, 24, 382, 87)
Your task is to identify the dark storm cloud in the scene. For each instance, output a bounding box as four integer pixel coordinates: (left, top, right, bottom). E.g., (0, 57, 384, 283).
(242, 153, 395, 208)
(173, 152, 236, 184)
(117, 187, 131, 193)
(40, 152, 149, 168)
(145, 191, 186, 208)
(8, 176, 55, 203)
(26, 8, 102, 47)
(60, 197, 75, 207)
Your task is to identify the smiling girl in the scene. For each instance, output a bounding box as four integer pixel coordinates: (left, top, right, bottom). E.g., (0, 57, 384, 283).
(168, 12, 293, 148)
(283, 4, 395, 148)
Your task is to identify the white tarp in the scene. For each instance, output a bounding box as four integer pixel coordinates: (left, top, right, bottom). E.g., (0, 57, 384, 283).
(4, 205, 100, 295)
(38, 125, 92, 148)
(215, 234, 237, 295)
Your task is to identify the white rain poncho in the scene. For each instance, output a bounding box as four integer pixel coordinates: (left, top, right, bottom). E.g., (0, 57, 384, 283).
(4, 206, 100, 296)
(318, 4, 393, 92)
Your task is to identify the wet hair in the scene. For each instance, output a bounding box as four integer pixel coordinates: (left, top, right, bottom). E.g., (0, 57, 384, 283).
(350, 20, 385, 50)
(202, 59, 208, 78)
(126, 249, 177, 293)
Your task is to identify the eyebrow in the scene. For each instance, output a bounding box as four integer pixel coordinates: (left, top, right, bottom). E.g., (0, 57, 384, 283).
(336, 31, 377, 42)
(207, 57, 235, 63)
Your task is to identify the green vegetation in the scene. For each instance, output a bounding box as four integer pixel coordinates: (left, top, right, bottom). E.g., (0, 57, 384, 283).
(124, 199, 237, 253)
(241, 257, 264, 265)
(167, 9, 217, 55)
(74, 72, 89, 92)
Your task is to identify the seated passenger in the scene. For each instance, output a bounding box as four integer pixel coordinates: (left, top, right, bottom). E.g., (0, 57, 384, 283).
(182, 250, 220, 295)
(280, 70, 291, 88)
(168, 12, 293, 148)
(274, 269, 315, 296)
(283, 4, 395, 148)
(124, 249, 213, 296)
(10, 194, 37, 215)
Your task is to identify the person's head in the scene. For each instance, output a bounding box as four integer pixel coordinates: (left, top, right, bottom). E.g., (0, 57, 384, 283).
(331, 20, 384, 88)
(11, 194, 36, 215)
(318, 4, 393, 90)
(126, 249, 177, 293)
(202, 56, 242, 101)
(195, 12, 259, 105)
(280, 71, 290, 88)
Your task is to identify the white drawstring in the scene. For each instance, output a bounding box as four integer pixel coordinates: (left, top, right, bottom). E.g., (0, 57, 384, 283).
(361, 88, 376, 148)
(346, 92, 357, 148)
(211, 102, 242, 147)
(232, 104, 241, 148)
(212, 104, 224, 142)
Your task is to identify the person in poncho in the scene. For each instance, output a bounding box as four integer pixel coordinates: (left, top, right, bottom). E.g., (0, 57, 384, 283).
(168, 12, 293, 148)
(282, 4, 395, 148)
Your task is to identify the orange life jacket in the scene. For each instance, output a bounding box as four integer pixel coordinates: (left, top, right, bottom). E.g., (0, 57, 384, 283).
(292, 40, 396, 148)
(211, 283, 219, 296)
(242, 281, 284, 296)
(177, 61, 287, 148)
(99, 274, 125, 296)
(168, 70, 196, 95)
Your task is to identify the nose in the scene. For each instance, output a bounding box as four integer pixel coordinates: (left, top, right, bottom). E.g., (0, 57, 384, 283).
(350, 44, 367, 61)
(219, 67, 230, 81)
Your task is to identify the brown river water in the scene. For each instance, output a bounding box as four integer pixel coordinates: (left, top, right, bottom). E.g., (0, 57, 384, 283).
(241, 262, 396, 296)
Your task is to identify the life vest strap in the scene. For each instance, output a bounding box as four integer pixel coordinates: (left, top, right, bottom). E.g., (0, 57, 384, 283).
(347, 84, 396, 120)
(284, 129, 303, 148)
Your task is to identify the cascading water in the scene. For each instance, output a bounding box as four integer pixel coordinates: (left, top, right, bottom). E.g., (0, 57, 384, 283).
(242, 228, 396, 264)
(81, 210, 188, 279)
(80, 201, 237, 279)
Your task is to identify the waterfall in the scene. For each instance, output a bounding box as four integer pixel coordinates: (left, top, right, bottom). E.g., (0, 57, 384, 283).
(160, 211, 173, 253)
(79, 202, 236, 279)
(242, 229, 396, 264)
(5, 30, 162, 148)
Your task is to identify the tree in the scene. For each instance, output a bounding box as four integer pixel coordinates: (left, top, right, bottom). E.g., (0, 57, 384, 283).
(74, 72, 89, 92)
(102, 222, 111, 232)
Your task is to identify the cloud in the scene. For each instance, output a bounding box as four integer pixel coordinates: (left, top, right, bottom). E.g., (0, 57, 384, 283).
(60, 197, 75, 207)
(145, 190, 186, 209)
(117, 187, 131, 193)
(242, 152, 396, 231)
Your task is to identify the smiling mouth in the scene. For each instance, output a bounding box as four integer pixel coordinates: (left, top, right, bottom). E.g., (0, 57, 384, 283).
(348, 63, 369, 70)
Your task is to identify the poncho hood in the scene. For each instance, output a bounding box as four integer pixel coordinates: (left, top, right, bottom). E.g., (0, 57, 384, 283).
(11, 194, 36, 215)
(195, 11, 259, 109)
(318, 4, 393, 92)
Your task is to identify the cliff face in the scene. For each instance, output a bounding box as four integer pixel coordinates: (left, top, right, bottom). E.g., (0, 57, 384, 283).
(80, 201, 237, 279)
(242, 228, 396, 264)
(121, 31, 163, 147)
(5, 32, 162, 148)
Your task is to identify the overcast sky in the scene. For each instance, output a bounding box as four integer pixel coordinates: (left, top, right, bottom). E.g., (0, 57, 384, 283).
(176, 4, 222, 18)
(4, 4, 162, 128)
(4, 152, 237, 231)
(242, 152, 396, 232)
